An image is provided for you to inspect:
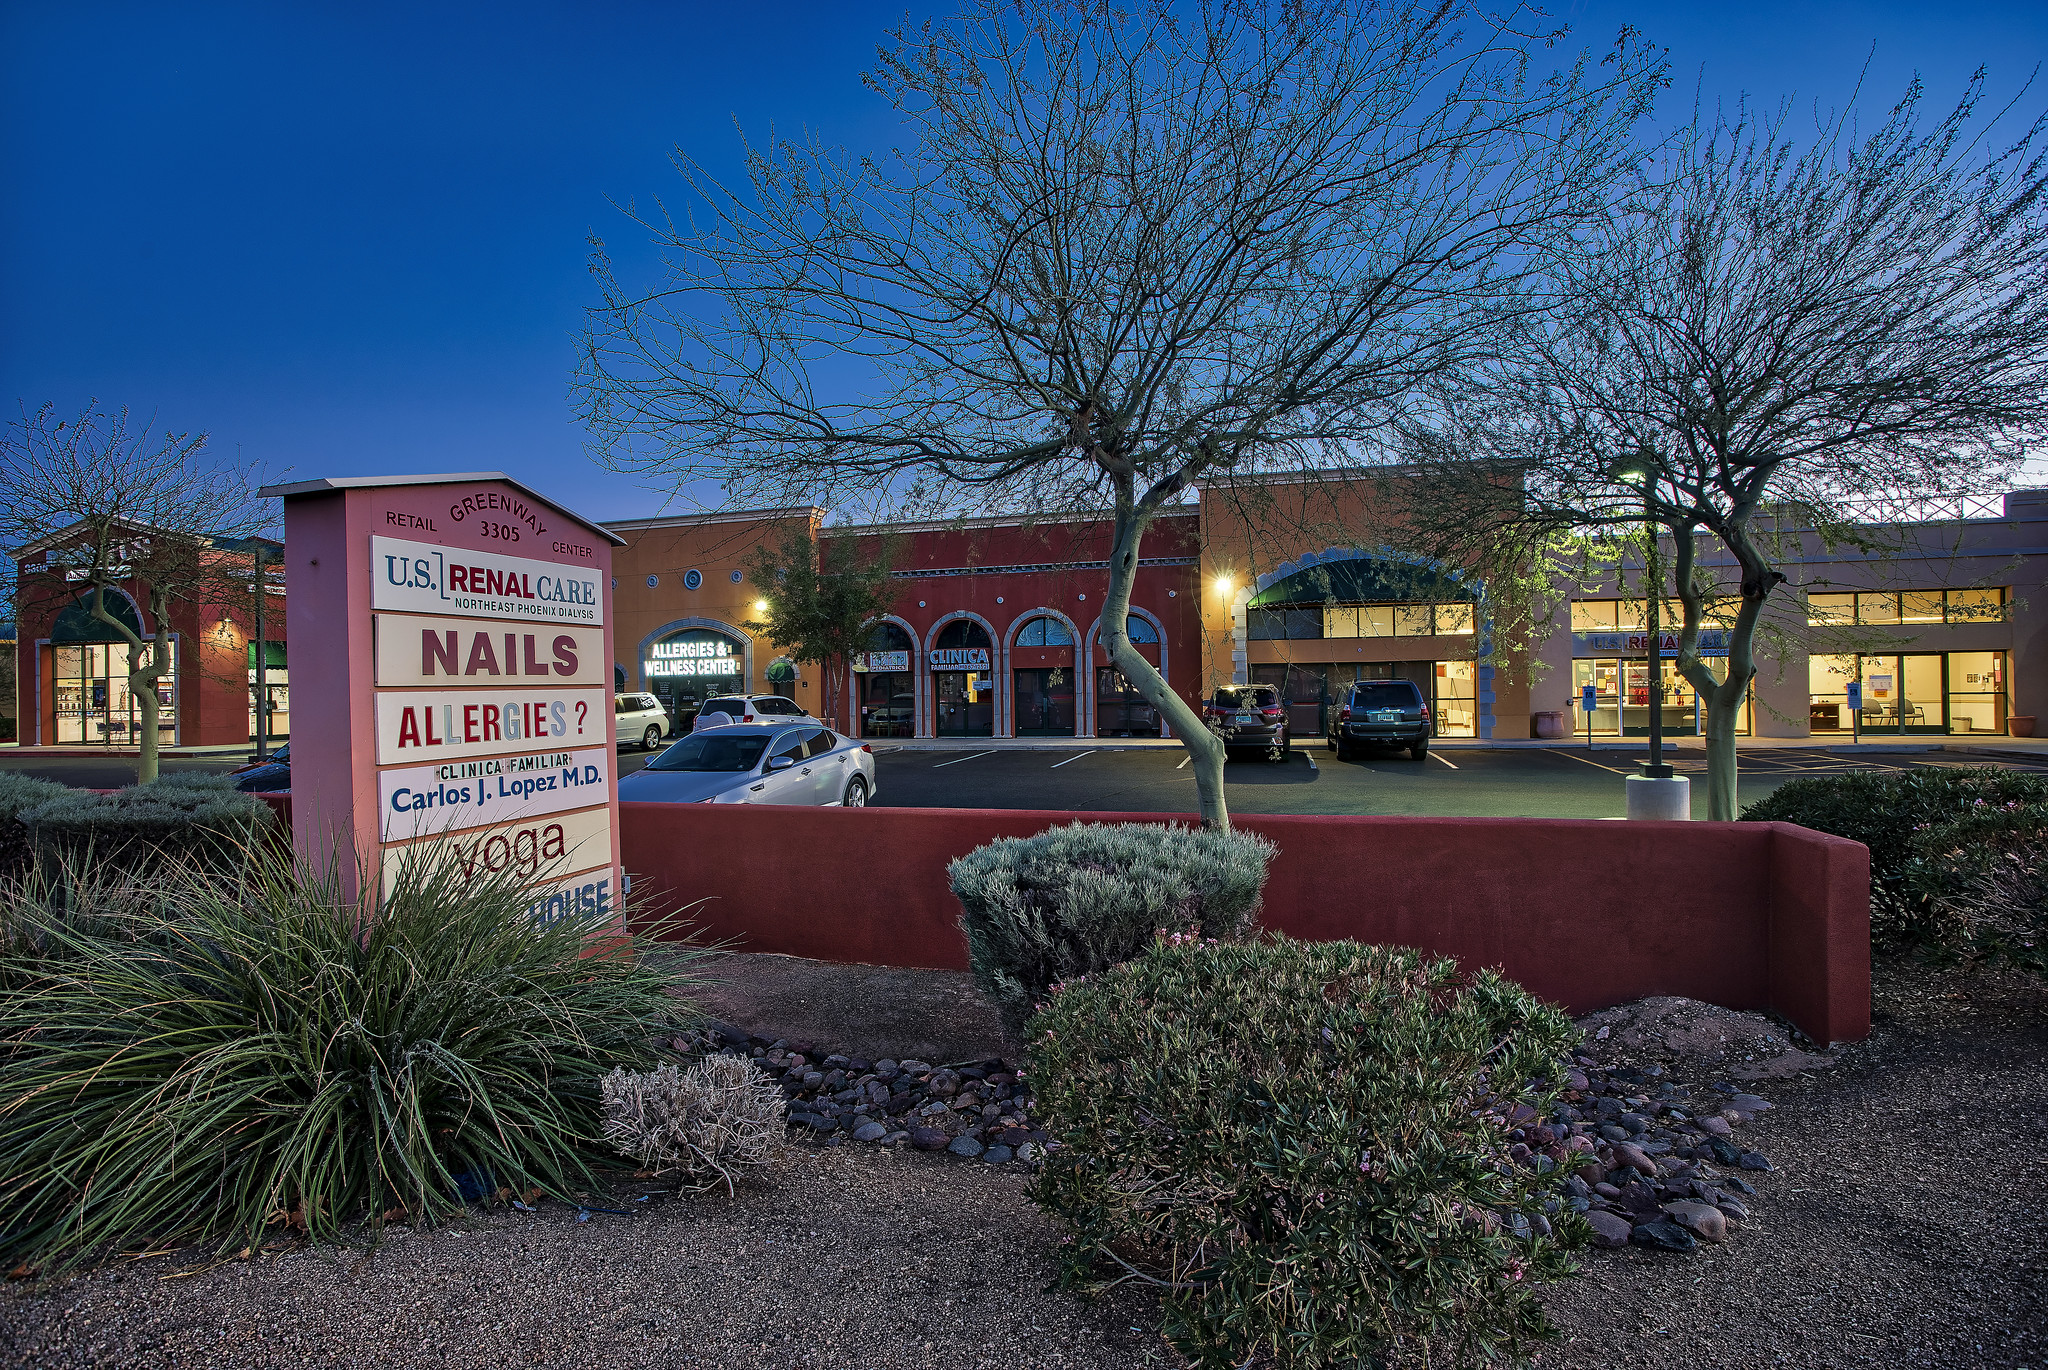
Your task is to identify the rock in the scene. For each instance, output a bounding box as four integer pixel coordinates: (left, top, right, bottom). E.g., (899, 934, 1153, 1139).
(1593, 1182, 1622, 1199)
(1706, 1135, 1742, 1166)
(1737, 1151, 1774, 1172)
(1722, 1174, 1757, 1196)
(983, 1145, 1014, 1163)
(918, 1100, 952, 1117)
(852, 1121, 888, 1142)
(1714, 1196, 1750, 1222)
(1631, 1219, 1697, 1252)
(898, 1060, 932, 1074)
(908, 1127, 949, 1151)
(947, 1136, 985, 1159)
(1661, 1200, 1728, 1243)
(1613, 1143, 1656, 1177)
(1585, 1210, 1633, 1248)
(1016, 1141, 1045, 1163)
(1576, 997, 1837, 1081)
(1729, 1093, 1774, 1113)
(1617, 1181, 1662, 1216)
(1566, 1069, 1590, 1091)
(1599, 1124, 1630, 1143)
(1699, 1115, 1733, 1137)
(874, 1059, 899, 1074)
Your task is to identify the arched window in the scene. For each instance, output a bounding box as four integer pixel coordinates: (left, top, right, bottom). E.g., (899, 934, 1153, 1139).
(1014, 615, 1074, 646)
(865, 621, 913, 653)
(935, 618, 992, 651)
(1095, 615, 1160, 644)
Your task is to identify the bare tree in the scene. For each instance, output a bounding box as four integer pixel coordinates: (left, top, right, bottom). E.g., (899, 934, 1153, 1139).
(1, 403, 269, 781)
(1403, 74, 2048, 818)
(578, 0, 1661, 827)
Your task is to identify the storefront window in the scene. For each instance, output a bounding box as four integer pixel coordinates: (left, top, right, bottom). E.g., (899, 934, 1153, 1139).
(932, 620, 994, 736)
(1096, 669, 1159, 736)
(857, 622, 914, 738)
(1814, 650, 2004, 735)
(1320, 602, 1476, 638)
(1014, 616, 1073, 646)
(1806, 588, 2006, 626)
(53, 642, 176, 746)
(247, 640, 289, 743)
(1571, 656, 1747, 737)
(644, 628, 744, 730)
(1433, 660, 1478, 737)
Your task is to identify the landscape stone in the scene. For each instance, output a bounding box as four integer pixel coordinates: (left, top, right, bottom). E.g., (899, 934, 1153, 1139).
(947, 1136, 985, 1158)
(1662, 1200, 1728, 1242)
(852, 1122, 887, 1142)
(1631, 1219, 1698, 1252)
(908, 1127, 949, 1151)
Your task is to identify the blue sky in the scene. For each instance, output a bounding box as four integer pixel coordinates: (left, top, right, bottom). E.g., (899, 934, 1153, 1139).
(3, 2, 2044, 524)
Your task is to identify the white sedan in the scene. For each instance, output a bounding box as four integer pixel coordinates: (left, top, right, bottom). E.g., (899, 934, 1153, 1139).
(619, 723, 878, 807)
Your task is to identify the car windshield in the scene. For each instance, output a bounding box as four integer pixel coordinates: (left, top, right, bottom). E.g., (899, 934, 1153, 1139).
(647, 733, 771, 772)
(1352, 682, 1420, 708)
(1215, 687, 1276, 708)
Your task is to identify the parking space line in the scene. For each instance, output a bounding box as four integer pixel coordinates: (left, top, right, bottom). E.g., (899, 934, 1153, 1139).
(932, 750, 996, 768)
(1548, 749, 1632, 775)
(1428, 751, 1458, 769)
(1176, 755, 1190, 769)
(1049, 751, 1094, 768)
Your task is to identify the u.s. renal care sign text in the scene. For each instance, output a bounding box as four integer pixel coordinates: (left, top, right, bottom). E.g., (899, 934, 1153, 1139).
(372, 535, 603, 625)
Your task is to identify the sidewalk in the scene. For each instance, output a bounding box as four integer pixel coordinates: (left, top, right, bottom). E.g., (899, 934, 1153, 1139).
(863, 732, 2048, 759)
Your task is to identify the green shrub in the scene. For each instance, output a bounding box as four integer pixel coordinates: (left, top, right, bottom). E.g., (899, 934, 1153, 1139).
(21, 771, 277, 878)
(1027, 935, 1583, 1370)
(948, 820, 1277, 1033)
(0, 773, 69, 878)
(1908, 805, 2048, 973)
(1740, 767, 2048, 954)
(0, 838, 702, 1272)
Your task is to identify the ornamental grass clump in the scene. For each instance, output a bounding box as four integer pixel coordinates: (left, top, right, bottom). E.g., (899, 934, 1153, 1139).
(0, 839, 701, 1273)
(1027, 935, 1584, 1370)
(600, 1055, 785, 1194)
(948, 820, 1276, 1033)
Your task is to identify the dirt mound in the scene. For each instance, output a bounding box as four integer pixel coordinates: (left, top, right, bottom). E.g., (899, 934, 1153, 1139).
(1575, 996, 1839, 1081)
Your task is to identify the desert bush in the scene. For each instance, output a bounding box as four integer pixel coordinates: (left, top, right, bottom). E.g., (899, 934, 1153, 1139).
(1741, 767, 2048, 954)
(948, 820, 1276, 1033)
(20, 771, 276, 878)
(1027, 934, 1583, 1370)
(0, 837, 701, 1272)
(600, 1055, 784, 1193)
(1910, 804, 2048, 973)
(0, 773, 69, 878)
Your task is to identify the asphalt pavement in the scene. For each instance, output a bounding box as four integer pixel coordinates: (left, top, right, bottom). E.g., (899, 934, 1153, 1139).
(4, 739, 2040, 819)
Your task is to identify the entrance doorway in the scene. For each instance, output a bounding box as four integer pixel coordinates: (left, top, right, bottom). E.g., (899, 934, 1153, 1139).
(1013, 667, 1075, 736)
(1857, 653, 1945, 733)
(935, 671, 993, 736)
(52, 643, 175, 746)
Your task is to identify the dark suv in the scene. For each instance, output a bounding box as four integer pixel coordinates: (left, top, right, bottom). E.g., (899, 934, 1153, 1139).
(1328, 679, 1432, 761)
(1205, 684, 1289, 759)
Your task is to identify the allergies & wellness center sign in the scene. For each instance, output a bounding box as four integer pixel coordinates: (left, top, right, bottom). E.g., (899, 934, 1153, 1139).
(265, 475, 627, 924)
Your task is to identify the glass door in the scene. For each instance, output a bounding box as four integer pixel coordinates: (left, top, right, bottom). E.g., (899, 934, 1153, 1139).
(934, 671, 993, 736)
(1858, 654, 1945, 733)
(858, 670, 914, 737)
(1012, 667, 1075, 736)
(53, 643, 174, 746)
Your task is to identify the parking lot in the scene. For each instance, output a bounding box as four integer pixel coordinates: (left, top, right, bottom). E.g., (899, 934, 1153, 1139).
(862, 743, 2048, 819)
(3, 740, 2042, 820)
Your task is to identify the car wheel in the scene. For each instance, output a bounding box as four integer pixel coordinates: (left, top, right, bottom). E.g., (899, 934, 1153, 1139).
(1324, 732, 1336, 751)
(642, 725, 662, 752)
(1410, 740, 1429, 761)
(842, 775, 868, 807)
(1335, 740, 1352, 762)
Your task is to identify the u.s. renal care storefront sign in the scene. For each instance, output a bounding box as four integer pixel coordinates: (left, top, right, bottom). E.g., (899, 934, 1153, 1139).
(265, 475, 625, 927)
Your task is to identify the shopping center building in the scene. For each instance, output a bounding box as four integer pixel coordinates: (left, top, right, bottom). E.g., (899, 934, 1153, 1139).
(11, 477, 2044, 748)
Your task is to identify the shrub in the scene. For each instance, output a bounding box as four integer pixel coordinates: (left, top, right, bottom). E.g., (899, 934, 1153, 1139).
(1027, 934, 1583, 1370)
(21, 771, 277, 878)
(600, 1056, 784, 1192)
(0, 773, 69, 878)
(948, 821, 1276, 1033)
(0, 838, 702, 1272)
(1740, 767, 2048, 954)
(1909, 805, 2048, 973)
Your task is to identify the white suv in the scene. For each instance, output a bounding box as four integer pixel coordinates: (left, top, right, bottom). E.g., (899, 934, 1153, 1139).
(692, 694, 812, 731)
(614, 693, 671, 751)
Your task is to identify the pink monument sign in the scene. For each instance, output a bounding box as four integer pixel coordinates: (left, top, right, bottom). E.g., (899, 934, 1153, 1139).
(262, 474, 626, 920)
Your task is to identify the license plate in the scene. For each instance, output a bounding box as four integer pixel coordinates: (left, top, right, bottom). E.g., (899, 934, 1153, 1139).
(1373, 710, 1401, 723)
(1234, 712, 1259, 725)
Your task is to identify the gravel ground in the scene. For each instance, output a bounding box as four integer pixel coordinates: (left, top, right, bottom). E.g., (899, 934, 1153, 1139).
(682, 951, 1008, 1065)
(1540, 962, 2048, 1368)
(5, 958, 2042, 1369)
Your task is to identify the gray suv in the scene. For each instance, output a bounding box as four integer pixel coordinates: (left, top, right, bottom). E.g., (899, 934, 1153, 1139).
(1205, 684, 1290, 759)
(1328, 679, 1431, 761)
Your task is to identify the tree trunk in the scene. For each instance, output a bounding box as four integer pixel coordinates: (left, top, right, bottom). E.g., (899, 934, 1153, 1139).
(89, 581, 162, 784)
(1701, 689, 1741, 819)
(1101, 509, 1229, 829)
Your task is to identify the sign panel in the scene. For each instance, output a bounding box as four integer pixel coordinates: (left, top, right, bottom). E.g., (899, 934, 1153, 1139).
(376, 745, 612, 843)
(644, 634, 742, 679)
(527, 865, 624, 927)
(929, 647, 991, 670)
(854, 650, 910, 673)
(372, 535, 604, 626)
(374, 687, 609, 763)
(375, 614, 606, 687)
(1571, 629, 1729, 659)
(379, 803, 612, 899)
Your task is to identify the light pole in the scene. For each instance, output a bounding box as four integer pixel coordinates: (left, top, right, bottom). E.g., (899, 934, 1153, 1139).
(1616, 461, 1688, 820)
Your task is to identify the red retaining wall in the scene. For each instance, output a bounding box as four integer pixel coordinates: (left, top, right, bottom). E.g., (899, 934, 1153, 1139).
(619, 805, 1872, 1045)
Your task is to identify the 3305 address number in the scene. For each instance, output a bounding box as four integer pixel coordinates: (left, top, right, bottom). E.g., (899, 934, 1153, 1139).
(478, 521, 522, 543)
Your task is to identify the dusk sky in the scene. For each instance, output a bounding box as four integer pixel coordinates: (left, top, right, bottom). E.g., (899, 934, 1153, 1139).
(4, 2, 2044, 525)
